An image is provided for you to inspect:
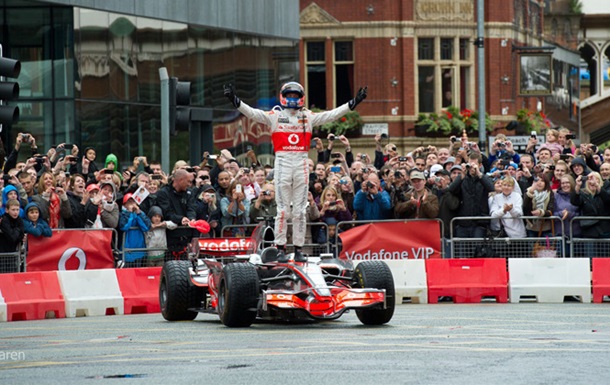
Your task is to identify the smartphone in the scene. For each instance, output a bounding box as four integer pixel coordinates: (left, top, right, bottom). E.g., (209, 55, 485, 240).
(208, 155, 218, 160)
(331, 153, 342, 159)
(559, 154, 570, 161)
(64, 143, 73, 149)
(531, 131, 537, 138)
(246, 145, 253, 151)
(235, 184, 242, 194)
(330, 166, 341, 173)
(103, 169, 114, 175)
(151, 174, 162, 180)
(399, 156, 408, 162)
(310, 138, 317, 147)
(565, 133, 576, 140)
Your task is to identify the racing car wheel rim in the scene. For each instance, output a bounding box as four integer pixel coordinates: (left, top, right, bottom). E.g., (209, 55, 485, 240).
(218, 281, 226, 315)
(159, 280, 167, 310)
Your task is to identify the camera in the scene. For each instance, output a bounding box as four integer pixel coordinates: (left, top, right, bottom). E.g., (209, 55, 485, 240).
(361, 167, 369, 173)
(531, 131, 537, 138)
(246, 145, 253, 151)
(366, 181, 374, 189)
(310, 138, 317, 147)
(434, 176, 441, 183)
(331, 153, 342, 159)
(242, 168, 250, 173)
(207, 154, 218, 160)
(548, 165, 555, 171)
(35, 156, 44, 164)
(103, 169, 114, 175)
(328, 134, 335, 141)
(582, 175, 588, 181)
(498, 142, 506, 148)
(559, 154, 570, 161)
(185, 167, 195, 173)
(565, 133, 576, 140)
(235, 184, 242, 194)
(329, 201, 337, 206)
(151, 174, 162, 180)
(465, 164, 471, 170)
(262, 190, 271, 196)
(380, 133, 388, 139)
(399, 156, 408, 162)
(2, 174, 9, 184)
(394, 171, 402, 178)
(22, 133, 30, 142)
(450, 136, 457, 143)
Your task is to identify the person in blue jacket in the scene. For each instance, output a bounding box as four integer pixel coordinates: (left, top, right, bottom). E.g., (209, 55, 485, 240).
(119, 193, 151, 267)
(0, 184, 24, 217)
(23, 202, 52, 238)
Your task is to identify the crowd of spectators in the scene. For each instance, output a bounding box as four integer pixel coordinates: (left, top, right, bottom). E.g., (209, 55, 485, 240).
(1, 126, 609, 265)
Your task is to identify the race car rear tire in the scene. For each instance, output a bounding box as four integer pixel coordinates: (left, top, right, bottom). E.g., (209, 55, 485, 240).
(160, 260, 204, 321)
(353, 260, 395, 325)
(218, 263, 260, 327)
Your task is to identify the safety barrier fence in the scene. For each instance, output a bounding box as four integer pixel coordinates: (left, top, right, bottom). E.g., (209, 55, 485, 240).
(4, 216, 610, 274)
(450, 216, 566, 259)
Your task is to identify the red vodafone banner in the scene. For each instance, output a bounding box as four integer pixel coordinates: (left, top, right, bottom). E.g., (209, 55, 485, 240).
(27, 230, 114, 271)
(197, 238, 254, 256)
(339, 221, 441, 260)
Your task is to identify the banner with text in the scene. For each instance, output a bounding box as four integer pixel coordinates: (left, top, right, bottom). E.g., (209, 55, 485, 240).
(339, 221, 441, 260)
(27, 230, 114, 271)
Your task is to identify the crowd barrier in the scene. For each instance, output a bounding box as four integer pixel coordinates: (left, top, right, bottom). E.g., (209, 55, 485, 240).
(0, 267, 162, 322)
(3, 216, 610, 274)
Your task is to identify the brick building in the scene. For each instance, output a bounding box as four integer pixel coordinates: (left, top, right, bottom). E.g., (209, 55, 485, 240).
(299, 0, 579, 139)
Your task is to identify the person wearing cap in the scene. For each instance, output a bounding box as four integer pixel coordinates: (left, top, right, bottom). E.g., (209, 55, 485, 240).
(442, 156, 456, 171)
(448, 152, 495, 238)
(119, 193, 151, 267)
(395, 170, 439, 219)
(86, 180, 119, 229)
(23, 202, 52, 238)
(431, 169, 460, 257)
(145, 206, 178, 266)
(449, 164, 463, 181)
(195, 184, 220, 238)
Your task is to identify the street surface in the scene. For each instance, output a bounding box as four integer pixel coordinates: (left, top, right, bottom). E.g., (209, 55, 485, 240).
(1, 304, 610, 384)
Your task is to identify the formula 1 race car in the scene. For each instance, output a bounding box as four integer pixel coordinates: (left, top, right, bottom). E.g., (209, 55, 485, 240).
(159, 222, 395, 327)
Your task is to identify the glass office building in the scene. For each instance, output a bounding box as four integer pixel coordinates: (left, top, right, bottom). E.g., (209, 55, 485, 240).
(0, 0, 299, 168)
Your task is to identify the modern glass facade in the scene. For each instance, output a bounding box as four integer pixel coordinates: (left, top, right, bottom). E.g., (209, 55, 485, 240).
(0, 0, 298, 168)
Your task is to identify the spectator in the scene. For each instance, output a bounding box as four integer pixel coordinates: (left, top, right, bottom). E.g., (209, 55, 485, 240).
(318, 185, 352, 224)
(554, 174, 581, 242)
(571, 172, 610, 257)
(558, 128, 577, 155)
(431, 169, 459, 257)
(448, 152, 495, 238)
(156, 169, 196, 258)
(353, 173, 392, 221)
(3, 133, 38, 173)
(337, 175, 355, 214)
(317, 216, 340, 251)
(538, 128, 563, 157)
(220, 181, 250, 237)
(64, 174, 89, 228)
(214, 170, 232, 201)
(569, 156, 590, 186)
(0, 199, 25, 255)
(104, 153, 118, 171)
(92, 181, 120, 229)
(119, 193, 151, 267)
(31, 171, 72, 229)
(78, 146, 99, 181)
(523, 174, 555, 237)
(23, 202, 52, 238)
(394, 170, 439, 219)
(0, 184, 24, 217)
(145, 206, 178, 266)
(489, 177, 526, 238)
(195, 184, 221, 237)
(550, 160, 569, 191)
(306, 190, 321, 244)
(249, 182, 277, 223)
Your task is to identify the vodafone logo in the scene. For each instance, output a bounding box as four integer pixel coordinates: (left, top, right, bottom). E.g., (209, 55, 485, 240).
(287, 134, 300, 145)
(198, 238, 253, 252)
(58, 247, 87, 270)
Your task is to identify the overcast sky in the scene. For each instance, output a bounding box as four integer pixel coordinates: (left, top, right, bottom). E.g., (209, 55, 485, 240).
(581, 0, 610, 14)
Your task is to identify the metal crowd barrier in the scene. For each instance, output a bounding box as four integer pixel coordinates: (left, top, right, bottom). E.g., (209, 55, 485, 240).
(569, 216, 610, 258)
(450, 216, 565, 258)
(0, 249, 25, 274)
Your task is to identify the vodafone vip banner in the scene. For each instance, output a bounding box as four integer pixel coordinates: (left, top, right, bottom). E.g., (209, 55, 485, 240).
(339, 221, 441, 260)
(27, 230, 114, 271)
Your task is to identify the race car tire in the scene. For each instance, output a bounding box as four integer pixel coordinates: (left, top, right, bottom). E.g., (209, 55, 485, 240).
(160, 260, 204, 321)
(353, 260, 395, 325)
(218, 263, 260, 327)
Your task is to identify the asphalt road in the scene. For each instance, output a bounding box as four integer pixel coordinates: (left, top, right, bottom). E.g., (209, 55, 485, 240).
(1, 304, 610, 385)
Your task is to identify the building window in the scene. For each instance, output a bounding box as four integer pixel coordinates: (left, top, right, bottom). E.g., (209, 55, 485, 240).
(334, 41, 354, 106)
(306, 41, 326, 109)
(417, 37, 472, 113)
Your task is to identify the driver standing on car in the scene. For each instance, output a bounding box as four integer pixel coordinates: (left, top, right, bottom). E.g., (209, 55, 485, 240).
(224, 81, 367, 262)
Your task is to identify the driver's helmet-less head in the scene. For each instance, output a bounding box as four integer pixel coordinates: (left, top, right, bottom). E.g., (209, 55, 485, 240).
(279, 82, 305, 109)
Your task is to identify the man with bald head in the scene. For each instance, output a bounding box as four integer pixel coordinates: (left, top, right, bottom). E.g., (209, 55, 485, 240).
(156, 168, 196, 259)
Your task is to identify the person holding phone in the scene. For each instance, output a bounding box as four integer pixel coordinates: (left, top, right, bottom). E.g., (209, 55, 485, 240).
(31, 171, 73, 228)
(224, 81, 367, 262)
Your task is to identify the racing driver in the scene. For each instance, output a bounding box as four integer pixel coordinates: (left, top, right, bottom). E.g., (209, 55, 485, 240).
(224, 81, 367, 262)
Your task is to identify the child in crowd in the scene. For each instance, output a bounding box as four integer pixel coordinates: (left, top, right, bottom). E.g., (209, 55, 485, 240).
(0, 199, 25, 254)
(119, 193, 151, 267)
(1, 184, 24, 217)
(23, 202, 52, 238)
(145, 206, 177, 267)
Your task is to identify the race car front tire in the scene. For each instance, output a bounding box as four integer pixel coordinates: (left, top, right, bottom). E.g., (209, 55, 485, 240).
(218, 263, 260, 327)
(353, 260, 395, 325)
(160, 260, 204, 321)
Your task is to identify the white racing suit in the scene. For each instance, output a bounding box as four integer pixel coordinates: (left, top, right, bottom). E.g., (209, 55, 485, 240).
(237, 102, 350, 247)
